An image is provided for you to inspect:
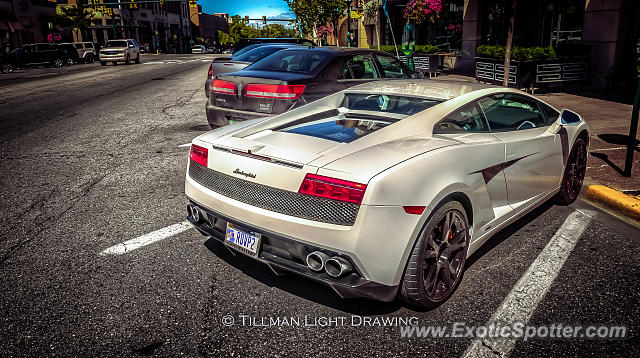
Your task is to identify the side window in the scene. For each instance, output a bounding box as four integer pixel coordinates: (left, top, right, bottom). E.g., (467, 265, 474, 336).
(434, 103, 489, 134)
(376, 55, 410, 78)
(341, 55, 379, 80)
(478, 94, 547, 131)
(75, 44, 84, 49)
(37, 44, 53, 51)
(541, 102, 559, 123)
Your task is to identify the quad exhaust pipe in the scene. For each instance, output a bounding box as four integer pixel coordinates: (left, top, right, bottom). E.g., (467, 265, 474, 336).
(306, 251, 352, 277)
(306, 251, 330, 272)
(187, 204, 202, 223)
(325, 257, 352, 278)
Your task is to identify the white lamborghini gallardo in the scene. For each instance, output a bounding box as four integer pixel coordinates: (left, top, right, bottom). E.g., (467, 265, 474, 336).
(184, 80, 589, 308)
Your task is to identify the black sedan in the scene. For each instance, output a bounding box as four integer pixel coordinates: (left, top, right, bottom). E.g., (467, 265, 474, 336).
(204, 44, 303, 97)
(206, 47, 418, 128)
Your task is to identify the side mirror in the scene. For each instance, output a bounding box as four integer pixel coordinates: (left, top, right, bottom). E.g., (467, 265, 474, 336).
(560, 109, 581, 125)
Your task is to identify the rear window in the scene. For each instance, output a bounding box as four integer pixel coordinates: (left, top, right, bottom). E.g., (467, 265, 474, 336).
(341, 93, 442, 116)
(232, 44, 261, 56)
(248, 51, 332, 74)
(233, 46, 292, 63)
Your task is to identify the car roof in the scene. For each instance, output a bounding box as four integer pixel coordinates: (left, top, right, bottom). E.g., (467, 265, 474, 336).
(346, 79, 498, 100)
(278, 46, 389, 55)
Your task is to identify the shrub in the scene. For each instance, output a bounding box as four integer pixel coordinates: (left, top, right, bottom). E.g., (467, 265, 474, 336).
(476, 44, 556, 61)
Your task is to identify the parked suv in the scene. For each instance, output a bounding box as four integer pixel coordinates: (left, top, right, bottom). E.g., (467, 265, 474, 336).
(60, 42, 97, 63)
(99, 39, 140, 65)
(9, 43, 66, 68)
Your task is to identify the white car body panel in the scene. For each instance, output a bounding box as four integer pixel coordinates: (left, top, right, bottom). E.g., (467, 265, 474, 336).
(185, 80, 590, 300)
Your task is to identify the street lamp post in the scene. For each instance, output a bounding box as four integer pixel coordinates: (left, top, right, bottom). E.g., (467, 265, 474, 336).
(345, 0, 351, 47)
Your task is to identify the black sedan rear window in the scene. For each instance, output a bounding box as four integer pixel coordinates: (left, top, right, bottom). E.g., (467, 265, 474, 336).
(248, 51, 331, 74)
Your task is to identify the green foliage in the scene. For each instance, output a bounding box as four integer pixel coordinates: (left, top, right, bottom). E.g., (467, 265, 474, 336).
(378, 44, 439, 55)
(53, 5, 95, 39)
(476, 44, 557, 61)
(217, 22, 298, 48)
(286, 0, 347, 37)
(414, 44, 440, 54)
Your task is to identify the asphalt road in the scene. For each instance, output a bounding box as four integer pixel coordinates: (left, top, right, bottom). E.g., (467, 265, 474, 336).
(0, 56, 638, 357)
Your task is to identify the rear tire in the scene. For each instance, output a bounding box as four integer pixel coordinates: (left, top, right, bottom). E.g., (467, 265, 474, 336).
(555, 138, 587, 205)
(86, 54, 95, 63)
(1, 62, 12, 74)
(399, 200, 469, 309)
(52, 58, 63, 67)
(66, 58, 74, 65)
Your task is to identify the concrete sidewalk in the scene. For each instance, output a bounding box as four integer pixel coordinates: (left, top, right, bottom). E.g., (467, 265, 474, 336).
(436, 74, 640, 221)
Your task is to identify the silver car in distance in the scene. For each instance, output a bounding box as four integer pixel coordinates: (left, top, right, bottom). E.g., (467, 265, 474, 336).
(184, 80, 589, 308)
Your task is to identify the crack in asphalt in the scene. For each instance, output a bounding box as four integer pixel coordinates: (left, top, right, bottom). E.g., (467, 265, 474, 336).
(0, 173, 107, 265)
(480, 340, 503, 357)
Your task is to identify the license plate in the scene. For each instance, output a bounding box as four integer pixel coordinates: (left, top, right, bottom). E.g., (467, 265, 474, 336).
(225, 223, 261, 257)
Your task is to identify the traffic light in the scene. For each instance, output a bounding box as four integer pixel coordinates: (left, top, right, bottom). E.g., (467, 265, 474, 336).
(262, 16, 266, 24)
(244, 16, 249, 23)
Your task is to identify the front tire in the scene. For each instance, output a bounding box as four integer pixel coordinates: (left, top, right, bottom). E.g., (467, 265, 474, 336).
(124, 54, 130, 65)
(100, 61, 107, 66)
(399, 200, 469, 309)
(86, 54, 95, 63)
(112, 61, 118, 65)
(52, 58, 63, 67)
(555, 138, 587, 205)
(134, 54, 140, 64)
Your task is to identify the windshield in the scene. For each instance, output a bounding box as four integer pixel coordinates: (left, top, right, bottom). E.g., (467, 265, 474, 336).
(105, 41, 128, 48)
(247, 50, 332, 74)
(233, 46, 295, 63)
(340, 93, 442, 116)
(232, 44, 261, 56)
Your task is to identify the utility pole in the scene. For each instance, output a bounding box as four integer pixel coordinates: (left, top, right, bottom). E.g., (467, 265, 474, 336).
(503, 0, 517, 87)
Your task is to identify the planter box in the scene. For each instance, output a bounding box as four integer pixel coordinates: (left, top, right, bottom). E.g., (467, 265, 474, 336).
(533, 57, 589, 88)
(475, 57, 589, 89)
(398, 54, 440, 73)
(475, 57, 534, 88)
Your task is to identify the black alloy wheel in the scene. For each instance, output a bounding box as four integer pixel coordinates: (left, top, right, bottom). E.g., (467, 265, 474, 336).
(556, 138, 587, 205)
(400, 200, 469, 308)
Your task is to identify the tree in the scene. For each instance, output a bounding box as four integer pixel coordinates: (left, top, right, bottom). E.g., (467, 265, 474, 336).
(54, 6, 96, 42)
(503, 0, 517, 87)
(286, 0, 348, 41)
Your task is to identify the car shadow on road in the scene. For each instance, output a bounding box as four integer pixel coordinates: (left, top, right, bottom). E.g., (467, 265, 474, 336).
(465, 200, 555, 270)
(203, 237, 403, 315)
(202, 199, 556, 315)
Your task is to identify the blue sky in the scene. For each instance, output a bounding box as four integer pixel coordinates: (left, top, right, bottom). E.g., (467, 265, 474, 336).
(199, 0, 294, 20)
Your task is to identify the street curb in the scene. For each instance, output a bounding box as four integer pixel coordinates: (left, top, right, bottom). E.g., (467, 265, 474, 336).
(583, 182, 640, 221)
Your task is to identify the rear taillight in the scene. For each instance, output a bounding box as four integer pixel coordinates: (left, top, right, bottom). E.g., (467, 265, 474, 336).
(189, 144, 208, 166)
(245, 84, 305, 99)
(298, 173, 366, 204)
(207, 63, 213, 77)
(212, 79, 236, 94)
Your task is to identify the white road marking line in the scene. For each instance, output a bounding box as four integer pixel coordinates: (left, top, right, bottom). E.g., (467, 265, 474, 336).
(462, 210, 593, 358)
(591, 146, 626, 151)
(99, 221, 192, 256)
(178, 143, 191, 147)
